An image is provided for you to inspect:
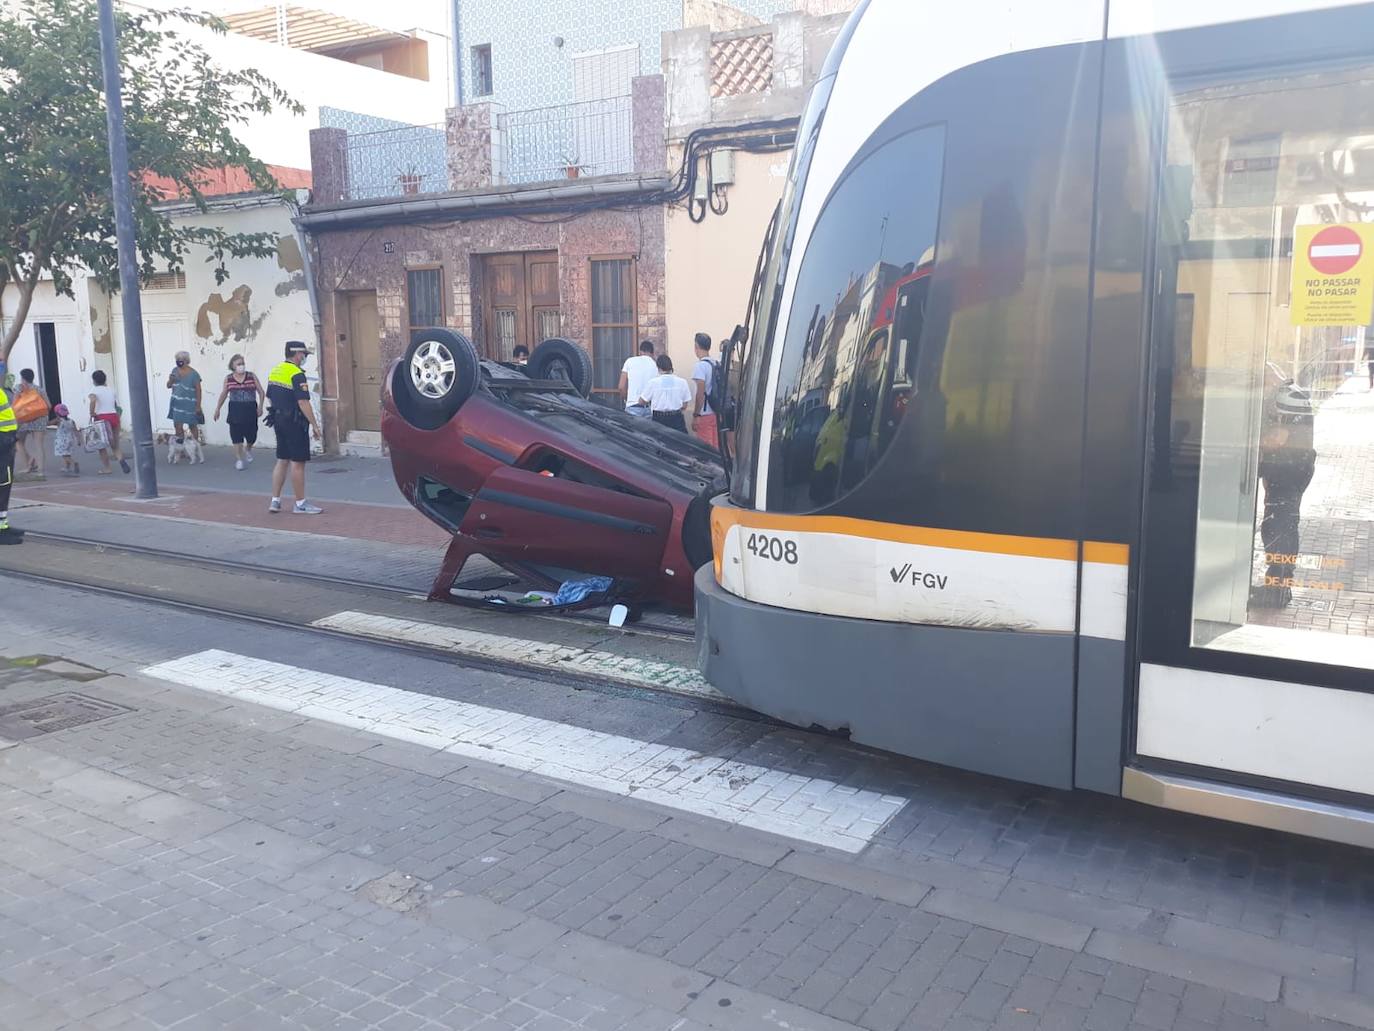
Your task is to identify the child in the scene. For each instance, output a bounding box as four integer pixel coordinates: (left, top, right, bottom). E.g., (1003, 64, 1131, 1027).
(52, 403, 79, 476)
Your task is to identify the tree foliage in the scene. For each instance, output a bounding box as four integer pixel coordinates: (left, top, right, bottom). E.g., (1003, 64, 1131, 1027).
(0, 0, 303, 358)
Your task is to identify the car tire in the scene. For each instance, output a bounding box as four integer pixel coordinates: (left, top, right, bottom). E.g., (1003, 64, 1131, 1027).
(393, 328, 481, 431)
(530, 337, 594, 398)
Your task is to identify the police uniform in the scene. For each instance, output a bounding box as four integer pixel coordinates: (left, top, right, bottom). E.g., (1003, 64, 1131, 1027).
(267, 360, 311, 462)
(0, 386, 21, 543)
(1254, 375, 1316, 608)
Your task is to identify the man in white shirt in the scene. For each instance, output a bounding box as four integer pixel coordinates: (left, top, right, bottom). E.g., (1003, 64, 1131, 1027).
(690, 332, 718, 448)
(638, 355, 693, 432)
(619, 340, 658, 418)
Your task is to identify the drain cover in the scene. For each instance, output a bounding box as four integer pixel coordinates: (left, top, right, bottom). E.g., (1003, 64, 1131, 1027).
(0, 693, 133, 740)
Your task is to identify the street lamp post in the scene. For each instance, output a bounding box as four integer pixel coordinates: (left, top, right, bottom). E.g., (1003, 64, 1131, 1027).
(97, 0, 158, 499)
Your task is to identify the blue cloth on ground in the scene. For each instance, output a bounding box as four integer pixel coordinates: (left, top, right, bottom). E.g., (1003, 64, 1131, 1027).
(553, 576, 613, 606)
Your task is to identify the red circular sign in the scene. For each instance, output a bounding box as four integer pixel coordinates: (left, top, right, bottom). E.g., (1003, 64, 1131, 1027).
(1308, 225, 1362, 276)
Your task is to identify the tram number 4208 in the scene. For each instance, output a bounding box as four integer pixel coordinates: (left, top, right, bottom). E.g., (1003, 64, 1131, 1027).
(746, 532, 798, 565)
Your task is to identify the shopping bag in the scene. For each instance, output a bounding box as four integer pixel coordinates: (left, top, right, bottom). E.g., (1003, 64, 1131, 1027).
(81, 422, 109, 453)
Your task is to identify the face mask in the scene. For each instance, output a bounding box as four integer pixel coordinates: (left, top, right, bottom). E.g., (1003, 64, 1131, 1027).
(233, 364, 245, 373)
(176, 359, 187, 367)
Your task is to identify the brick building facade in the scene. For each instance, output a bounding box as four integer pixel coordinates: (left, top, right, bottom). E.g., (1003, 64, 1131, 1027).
(300, 78, 669, 451)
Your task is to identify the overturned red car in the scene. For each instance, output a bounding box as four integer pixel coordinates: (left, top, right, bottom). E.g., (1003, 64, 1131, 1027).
(382, 328, 725, 612)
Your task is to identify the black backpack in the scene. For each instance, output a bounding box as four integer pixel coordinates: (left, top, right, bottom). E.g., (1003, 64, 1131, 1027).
(705, 357, 732, 427)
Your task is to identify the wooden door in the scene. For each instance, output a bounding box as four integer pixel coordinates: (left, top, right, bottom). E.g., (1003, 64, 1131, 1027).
(481, 251, 560, 359)
(347, 291, 382, 432)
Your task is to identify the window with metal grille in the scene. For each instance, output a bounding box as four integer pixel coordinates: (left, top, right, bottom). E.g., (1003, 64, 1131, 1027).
(146, 271, 186, 290)
(406, 268, 444, 332)
(589, 258, 636, 396)
(536, 309, 560, 341)
(472, 44, 493, 97)
(494, 308, 516, 358)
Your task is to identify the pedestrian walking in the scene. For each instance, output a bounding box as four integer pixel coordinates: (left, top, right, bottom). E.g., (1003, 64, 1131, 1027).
(88, 370, 130, 475)
(620, 340, 657, 418)
(166, 351, 204, 456)
(0, 379, 19, 544)
(691, 333, 719, 448)
(638, 354, 693, 432)
(12, 369, 49, 480)
(266, 341, 323, 515)
(212, 353, 264, 470)
(52, 404, 79, 476)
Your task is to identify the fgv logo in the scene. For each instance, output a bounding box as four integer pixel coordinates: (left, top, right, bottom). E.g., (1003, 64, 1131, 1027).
(889, 563, 948, 590)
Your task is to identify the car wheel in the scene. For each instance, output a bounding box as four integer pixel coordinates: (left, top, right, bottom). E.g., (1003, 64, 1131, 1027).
(393, 328, 480, 431)
(530, 337, 594, 398)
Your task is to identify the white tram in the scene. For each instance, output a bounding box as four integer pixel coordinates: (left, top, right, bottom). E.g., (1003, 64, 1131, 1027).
(697, 0, 1374, 846)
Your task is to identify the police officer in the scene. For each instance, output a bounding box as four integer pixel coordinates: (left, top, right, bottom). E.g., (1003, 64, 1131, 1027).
(0, 378, 22, 544)
(1254, 366, 1316, 609)
(266, 341, 323, 515)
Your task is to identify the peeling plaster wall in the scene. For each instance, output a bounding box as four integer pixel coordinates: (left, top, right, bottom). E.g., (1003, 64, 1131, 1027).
(1, 202, 313, 447)
(103, 203, 316, 448)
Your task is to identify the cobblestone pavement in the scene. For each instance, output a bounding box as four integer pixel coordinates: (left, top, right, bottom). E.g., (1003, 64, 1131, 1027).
(3, 589, 1374, 1031)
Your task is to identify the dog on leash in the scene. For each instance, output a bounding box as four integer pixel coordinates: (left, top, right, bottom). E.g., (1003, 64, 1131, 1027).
(156, 430, 203, 464)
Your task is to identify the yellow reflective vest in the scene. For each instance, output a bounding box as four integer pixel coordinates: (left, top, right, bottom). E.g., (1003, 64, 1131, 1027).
(0, 387, 16, 435)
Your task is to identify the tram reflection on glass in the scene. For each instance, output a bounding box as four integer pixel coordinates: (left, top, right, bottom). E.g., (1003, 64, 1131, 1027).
(696, 0, 1374, 846)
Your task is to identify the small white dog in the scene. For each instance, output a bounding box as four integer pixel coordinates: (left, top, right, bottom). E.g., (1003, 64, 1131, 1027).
(157, 430, 203, 464)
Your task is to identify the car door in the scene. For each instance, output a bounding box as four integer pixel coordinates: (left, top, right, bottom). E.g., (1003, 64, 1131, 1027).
(456, 465, 674, 581)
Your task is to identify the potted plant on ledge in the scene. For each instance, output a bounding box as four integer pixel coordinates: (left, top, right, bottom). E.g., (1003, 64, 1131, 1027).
(561, 154, 585, 179)
(397, 167, 423, 195)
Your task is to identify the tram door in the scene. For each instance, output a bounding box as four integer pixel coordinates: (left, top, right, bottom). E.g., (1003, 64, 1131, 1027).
(1133, 51, 1374, 803)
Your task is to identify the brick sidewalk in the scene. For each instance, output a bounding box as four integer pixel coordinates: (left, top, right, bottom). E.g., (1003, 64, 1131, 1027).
(3, 623, 1373, 1031)
(12, 477, 449, 548)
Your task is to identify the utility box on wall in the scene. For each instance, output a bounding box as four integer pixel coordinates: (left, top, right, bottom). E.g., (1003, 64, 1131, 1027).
(710, 148, 736, 186)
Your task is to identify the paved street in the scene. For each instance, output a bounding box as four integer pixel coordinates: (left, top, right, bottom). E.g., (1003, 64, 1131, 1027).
(2, 567, 1374, 1031)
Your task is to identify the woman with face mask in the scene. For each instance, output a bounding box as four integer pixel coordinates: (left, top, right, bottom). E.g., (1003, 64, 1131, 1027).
(212, 353, 265, 469)
(166, 350, 203, 457)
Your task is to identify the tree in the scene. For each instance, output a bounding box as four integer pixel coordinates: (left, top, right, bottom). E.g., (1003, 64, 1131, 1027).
(0, 0, 304, 360)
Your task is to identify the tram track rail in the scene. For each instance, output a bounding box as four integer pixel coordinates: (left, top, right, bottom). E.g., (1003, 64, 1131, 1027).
(0, 555, 765, 724)
(19, 530, 696, 641)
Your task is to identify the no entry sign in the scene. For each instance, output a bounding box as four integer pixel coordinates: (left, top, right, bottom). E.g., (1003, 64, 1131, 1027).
(1292, 222, 1374, 327)
(1308, 225, 1363, 275)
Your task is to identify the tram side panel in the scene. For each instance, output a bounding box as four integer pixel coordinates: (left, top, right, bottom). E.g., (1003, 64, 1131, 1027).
(701, 40, 1107, 791)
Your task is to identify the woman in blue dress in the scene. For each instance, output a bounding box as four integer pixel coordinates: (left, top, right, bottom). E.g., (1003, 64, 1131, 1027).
(166, 350, 203, 446)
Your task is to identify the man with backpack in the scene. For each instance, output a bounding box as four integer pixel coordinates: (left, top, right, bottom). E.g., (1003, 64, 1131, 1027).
(691, 332, 719, 448)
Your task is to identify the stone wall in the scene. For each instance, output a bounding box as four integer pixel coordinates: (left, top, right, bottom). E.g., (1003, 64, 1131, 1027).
(446, 103, 502, 191)
(308, 128, 350, 204)
(312, 206, 666, 434)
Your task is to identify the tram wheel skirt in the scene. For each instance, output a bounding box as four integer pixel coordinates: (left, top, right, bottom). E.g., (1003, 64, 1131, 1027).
(695, 566, 1080, 790)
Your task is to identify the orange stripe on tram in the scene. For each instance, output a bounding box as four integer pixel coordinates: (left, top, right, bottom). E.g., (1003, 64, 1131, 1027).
(710, 507, 1130, 577)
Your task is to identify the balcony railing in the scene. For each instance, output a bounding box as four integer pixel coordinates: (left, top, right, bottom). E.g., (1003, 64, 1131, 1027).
(335, 94, 636, 201)
(344, 122, 447, 201)
(500, 95, 633, 185)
